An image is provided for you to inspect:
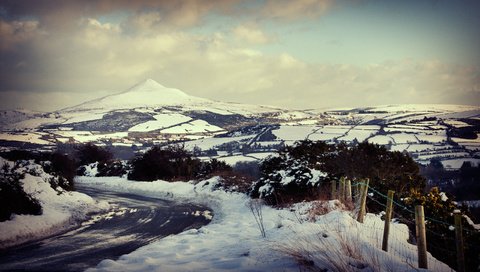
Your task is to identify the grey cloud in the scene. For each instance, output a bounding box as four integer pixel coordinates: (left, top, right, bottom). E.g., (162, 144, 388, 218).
(0, 0, 478, 111)
(1, 0, 337, 30)
(1, 0, 240, 30)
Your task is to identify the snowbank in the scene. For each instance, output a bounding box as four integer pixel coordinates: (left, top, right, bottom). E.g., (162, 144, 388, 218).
(78, 176, 452, 272)
(0, 158, 109, 249)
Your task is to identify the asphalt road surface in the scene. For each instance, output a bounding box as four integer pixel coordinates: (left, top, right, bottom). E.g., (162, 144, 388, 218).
(0, 184, 212, 271)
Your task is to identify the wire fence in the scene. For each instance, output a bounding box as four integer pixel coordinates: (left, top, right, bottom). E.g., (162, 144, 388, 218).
(328, 180, 480, 271)
(306, 196, 453, 271)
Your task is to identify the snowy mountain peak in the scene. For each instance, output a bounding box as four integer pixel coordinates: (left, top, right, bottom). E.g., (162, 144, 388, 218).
(62, 79, 205, 112)
(125, 79, 188, 97)
(130, 78, 164, 90)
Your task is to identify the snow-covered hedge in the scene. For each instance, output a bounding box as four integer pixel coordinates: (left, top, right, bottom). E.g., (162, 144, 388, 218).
(78, 160, 129, 177)
(0, 157, 109, 249)
(252, 155, 327, 204)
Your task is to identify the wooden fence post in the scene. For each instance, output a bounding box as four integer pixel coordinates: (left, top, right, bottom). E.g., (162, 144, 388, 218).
(454, 210, 465, 272)
(345, 179, 352, 203)
(352, 180, 358, 201)
(331, 180, 336, 200)
(382, 190, 395, 252)
(356, 179, 369, 223)
(339, 177, 345, 202)
(415, 205, 428, 269)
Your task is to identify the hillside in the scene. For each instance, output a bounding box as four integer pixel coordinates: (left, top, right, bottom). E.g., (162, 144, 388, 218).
(0, 79, 479, 170)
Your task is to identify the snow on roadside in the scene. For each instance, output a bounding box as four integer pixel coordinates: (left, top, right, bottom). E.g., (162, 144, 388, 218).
(0, 158, 109, 249)
(79, 176, 452, 272)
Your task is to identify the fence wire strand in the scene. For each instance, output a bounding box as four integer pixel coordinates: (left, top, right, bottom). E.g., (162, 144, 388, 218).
(333, 179, 480, 271)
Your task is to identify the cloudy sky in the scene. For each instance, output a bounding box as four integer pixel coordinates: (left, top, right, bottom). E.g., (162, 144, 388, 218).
(1, 0, 479, 111)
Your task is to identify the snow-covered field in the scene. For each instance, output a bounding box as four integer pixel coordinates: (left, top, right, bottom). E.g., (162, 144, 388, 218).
(368, 135, 395, 145)
(337, 128, 376, 142)
(61, 111, 106, 124)
(183, 135, 254, 151)
(441, 158, 480, 169)
(128, 113, 192, 132)
(272, 125, 318, 141)
(76, 177, 452, 272)
(160, 120, 225, 134)
(0, 132, 53, 145)
(216, 155, 259, 165)
(53, 131, 129, 143)
(2, 98, 479, 174)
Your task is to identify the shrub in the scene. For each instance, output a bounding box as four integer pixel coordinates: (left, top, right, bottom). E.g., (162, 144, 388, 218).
(97, 160, 128, 177)
(128, 145, 201, 181)
(196, 159, 232, 179)
(0, 150, 76, 191)
(233, 161, 261, 179)
(47, 152, 76, 190)
(0, 164, 42, 222)
(252, 154, 328, 205)
(77, 160, 128, 177)
(402, 187, 480, 271)
(213, 171, 256, 193)
(0, 150, 39, 161)
(252, 140, 426, 206)
(76, 143, 113, 166)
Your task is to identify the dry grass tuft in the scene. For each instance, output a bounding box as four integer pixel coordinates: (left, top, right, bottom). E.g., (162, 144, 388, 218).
(276, 216, 395, 272)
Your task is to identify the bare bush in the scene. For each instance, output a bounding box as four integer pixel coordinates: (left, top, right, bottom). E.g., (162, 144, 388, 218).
(247, 199, 266, 238)
(215, 171, 256, 193)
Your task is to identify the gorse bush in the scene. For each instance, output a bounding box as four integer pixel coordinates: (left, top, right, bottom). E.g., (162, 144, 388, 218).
(233, 161, 261, 179)
(97, 160, 128, 177)
(324, 142, 425, 198)
(401, 187, 480, 271)
(212, 171, 256, 193)
(75, 143, 113, 166)
(127, 146, 258, 189)
(0, 165, 42, 222)
(77, 160, 128, 177)
(252, 140, 426, 206)
(252, 155, 328, 205)
(75, 143, 129, 178)
(45, 152, 76, 191)
(0, 150, 76, 191)
(128, 145, 201, 181)
(196, 159, 232, 179)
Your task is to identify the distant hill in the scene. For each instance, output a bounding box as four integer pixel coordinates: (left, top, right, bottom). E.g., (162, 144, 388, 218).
(0, 79, 479, 170)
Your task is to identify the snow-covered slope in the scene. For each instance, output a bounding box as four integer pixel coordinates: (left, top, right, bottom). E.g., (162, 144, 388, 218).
(0, 110, 56, 130)
(8, 79, 294, 136)
(78, 176, 453, 272)
(61, 79, 283, 117)
(0, 157, 109, 248)
(65, 79, 209, 111)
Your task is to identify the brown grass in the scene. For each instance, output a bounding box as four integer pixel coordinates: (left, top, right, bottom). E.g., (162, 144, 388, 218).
(276, 219, 394, 272)
(304, 199, 355, 222)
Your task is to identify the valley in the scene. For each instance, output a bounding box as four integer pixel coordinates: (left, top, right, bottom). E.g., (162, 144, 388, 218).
(1, 80, 479, 173)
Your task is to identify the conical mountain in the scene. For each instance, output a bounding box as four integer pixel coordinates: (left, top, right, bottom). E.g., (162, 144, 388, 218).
(64, 79, 208, 111)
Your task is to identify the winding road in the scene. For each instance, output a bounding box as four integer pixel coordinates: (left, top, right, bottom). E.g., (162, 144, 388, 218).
(0, 184, 212, 271)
